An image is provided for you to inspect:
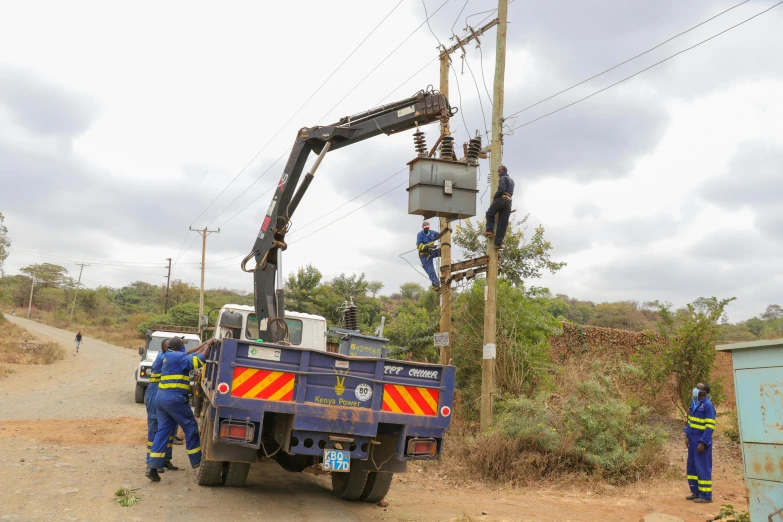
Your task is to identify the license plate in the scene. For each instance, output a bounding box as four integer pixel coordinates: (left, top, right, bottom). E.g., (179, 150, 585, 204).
(322, 449, 350, 472)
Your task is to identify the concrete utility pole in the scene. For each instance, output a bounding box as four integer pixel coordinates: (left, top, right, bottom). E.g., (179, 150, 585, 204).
(189, 227, 220, 328)
(69, 263, 90, 325)
(437, 16, 499, 367)
(481, 0, 508, 433)
(26, 272, 36, 318)
(164, 257, 172, 313)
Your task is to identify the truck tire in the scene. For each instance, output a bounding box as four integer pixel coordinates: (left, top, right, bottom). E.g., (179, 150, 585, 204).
(196, 459, 224, 486)
(331, 464, 369, 501)
(222, 462, 250, 487)
(360, 472, 393, 503)
(134, 383, 145, 404)
(195, 404, 224, 486)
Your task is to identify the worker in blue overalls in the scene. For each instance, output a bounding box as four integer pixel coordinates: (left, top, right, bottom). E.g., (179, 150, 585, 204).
(417, 220, 446, 291)
(684, 382, 716, 503)
(146, 338, 215, 482)
(145, 338, 177, 472)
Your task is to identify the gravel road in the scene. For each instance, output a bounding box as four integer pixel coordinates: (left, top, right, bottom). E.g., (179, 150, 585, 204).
(1, 315, 144, 420)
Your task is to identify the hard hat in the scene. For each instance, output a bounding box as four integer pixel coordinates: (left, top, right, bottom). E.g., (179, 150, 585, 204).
(422, 220, 430, 227)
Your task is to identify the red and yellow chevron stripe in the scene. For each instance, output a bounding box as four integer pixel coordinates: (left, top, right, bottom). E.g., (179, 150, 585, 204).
(230, 367, 295, 401)
(382, 384, 439, 416)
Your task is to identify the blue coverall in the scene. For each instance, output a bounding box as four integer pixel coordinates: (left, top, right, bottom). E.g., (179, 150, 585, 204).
(485, 172, 515, 247)
(144, 352, 174, 467)
(416, 229, 441, 287)
(148, 351, 205, 470)
(684, 397, 716, 501)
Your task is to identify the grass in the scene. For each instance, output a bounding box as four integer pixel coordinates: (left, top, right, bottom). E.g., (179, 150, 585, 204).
(0, 321, 65, 365)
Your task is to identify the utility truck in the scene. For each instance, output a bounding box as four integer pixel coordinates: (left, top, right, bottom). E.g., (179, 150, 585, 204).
(193, 89, 465, 501)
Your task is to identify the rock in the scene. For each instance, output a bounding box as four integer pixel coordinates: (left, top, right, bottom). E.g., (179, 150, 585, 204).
(38, 456, 54, 461)
(377, 500, 389, 508)
(55, 463, 73, 468)
(482, 512, 489, 516)
(639, 514, 685, 522)
(60, 488, 80, 495)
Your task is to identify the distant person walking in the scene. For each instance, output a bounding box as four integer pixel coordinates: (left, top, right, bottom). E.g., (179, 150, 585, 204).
(11, 309, 15, 316)
(74, 331, 83, 355)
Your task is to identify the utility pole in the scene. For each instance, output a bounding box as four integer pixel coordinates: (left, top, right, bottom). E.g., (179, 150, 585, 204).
(26, 272, 36, 318)
(189, 227, 220, 329)
(481, 0, 508, 433)
(164, 257, 172, 313)
(437, 17, 499, 367)
(69, 263, 90, 324)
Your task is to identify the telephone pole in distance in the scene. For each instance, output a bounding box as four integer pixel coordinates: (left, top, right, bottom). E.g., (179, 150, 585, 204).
(189, 227, 220, 329)
(164, 257, 172, 313)
(69, 263, 90, 325)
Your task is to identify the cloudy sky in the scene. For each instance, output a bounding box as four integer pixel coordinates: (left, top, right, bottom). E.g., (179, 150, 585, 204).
(1, 0, 781, 321)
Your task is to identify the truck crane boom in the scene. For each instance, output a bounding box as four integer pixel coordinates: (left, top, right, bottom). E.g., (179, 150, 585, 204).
(242, 89, 451, 343)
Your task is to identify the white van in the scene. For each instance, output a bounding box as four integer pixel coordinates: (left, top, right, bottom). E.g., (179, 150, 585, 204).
(212, 304, 327, 350)
(135, 330, 202, 403)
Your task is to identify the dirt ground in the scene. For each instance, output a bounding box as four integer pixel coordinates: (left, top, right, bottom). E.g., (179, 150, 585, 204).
(0, 316, 749, 522)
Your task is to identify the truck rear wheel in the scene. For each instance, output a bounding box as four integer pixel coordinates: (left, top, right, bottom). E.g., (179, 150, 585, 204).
(222, 462, 250, 487)
(360, 472, 393, 503)
(195, 404, 224, 486)
(134, 383, 145, 404)
(331, 463, 369, 501)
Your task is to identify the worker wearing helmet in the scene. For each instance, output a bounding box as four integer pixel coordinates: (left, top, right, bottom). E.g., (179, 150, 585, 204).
(147, 337, 215, 482)
(483, 165, 514, 248)
(144, 338, 177, 474)
(416, 220, 441, 291)
(684, 382, 715, 503)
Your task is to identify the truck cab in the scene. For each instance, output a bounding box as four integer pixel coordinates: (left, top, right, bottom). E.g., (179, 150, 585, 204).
(212, 304, 327, 351)
(134, 329, 201, 403)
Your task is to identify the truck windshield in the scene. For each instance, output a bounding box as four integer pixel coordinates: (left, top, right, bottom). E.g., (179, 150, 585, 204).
(246, 314, 303, 345)
(150, 337, 200, 352)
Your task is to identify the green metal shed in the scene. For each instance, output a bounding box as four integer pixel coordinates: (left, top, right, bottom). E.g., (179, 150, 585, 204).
(717, 339, 783, 521)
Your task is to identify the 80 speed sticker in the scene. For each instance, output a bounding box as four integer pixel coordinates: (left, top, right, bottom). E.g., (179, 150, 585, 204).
(355, 383, 373, 402)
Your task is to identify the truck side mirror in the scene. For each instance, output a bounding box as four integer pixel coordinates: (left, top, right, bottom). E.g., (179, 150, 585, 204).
(138, 347, 144, 357)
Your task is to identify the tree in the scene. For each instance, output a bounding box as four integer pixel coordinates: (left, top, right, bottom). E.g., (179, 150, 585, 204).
(761, 304, 783, 321)
(399, 282, 424, 301)
(453, 215, 565, 286)
(636, 296, 736, 409)
(0, 212, 10, 276)
(745, 317, 765, 337)
(19, 263, 71, 289)
(367, 281, 384, 298)
(169, 303, 200, 326)
(285, 264, 323, 315)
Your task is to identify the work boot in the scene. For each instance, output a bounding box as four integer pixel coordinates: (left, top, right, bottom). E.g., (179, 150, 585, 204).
(483, 231, 494, 238)
(173, 436, 184, 445)
(693, 498, 712, 504)
(431, 285, 441, 292)
(163, 461, 179, 471)
(685, 493, 699, 500)
(145, 468, 161, 482)
(192, 461, 201, 470)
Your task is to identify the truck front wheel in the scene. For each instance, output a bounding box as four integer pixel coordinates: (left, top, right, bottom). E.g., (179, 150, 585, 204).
(134, 383, 146, 404)
(331, 463, 369, 501)
(360, 472, 393, 502)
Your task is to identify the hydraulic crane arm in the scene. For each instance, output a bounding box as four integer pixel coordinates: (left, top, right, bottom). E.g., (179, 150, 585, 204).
(243, 89, 451, 343)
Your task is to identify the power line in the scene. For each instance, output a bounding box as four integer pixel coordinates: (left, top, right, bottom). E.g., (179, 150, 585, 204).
(185, 0, 407, 230)
(505, 0, 753, 120)
(450, 63, 471, 136)
(316, 0, 452, 124)
(288, 179, 409, 246)
(462, 48, 490, 136)
(7, 248, 170, 269)
(375, 57, 439, 106)
(451, 0, 470, 34)
(505, 0, 783, 132)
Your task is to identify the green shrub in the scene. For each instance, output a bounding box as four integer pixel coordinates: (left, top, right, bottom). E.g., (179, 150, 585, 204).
(136, 314, 172, 337)
(450, 356, 669, 485)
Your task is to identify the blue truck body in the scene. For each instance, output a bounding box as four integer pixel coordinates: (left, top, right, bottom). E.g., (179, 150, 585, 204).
(196, 338, 454, 496)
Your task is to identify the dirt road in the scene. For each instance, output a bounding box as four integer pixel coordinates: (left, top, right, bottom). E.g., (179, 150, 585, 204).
(0, 316, 747, 522)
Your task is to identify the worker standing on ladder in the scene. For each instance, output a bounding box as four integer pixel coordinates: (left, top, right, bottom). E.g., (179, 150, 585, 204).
(417, 220, 442, 291)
